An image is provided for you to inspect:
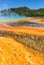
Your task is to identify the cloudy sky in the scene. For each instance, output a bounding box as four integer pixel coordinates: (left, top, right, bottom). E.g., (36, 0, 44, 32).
(0, 0, 44, 10)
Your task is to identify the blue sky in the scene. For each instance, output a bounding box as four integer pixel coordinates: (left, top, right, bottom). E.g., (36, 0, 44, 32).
(0, 0, 44, 10)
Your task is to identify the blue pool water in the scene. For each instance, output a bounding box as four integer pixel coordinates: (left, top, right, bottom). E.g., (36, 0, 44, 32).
(0, 13, 44, 27)
(8, 22, 44, 27)
(0, 16, 26, 21)
(0, 13, 26, 21)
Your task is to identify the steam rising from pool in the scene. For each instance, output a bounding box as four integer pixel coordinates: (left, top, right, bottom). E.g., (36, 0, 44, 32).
(0, 4, 26, 21)
(0, 9, 26, 24)
(0, 12, 26, 21)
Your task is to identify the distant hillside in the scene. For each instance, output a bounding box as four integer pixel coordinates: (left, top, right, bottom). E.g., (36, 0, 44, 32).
(0, 7, 44, 17)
